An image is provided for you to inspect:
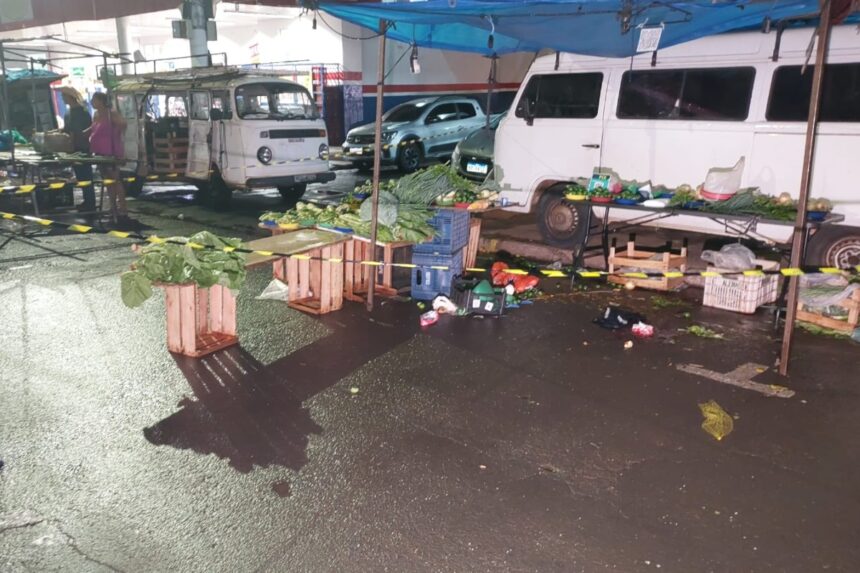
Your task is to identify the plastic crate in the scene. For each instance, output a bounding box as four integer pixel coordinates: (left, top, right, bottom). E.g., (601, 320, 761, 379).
(413, 208, 471, 254)
(703, 259, 780, 314)
(411, 249, 464, 300)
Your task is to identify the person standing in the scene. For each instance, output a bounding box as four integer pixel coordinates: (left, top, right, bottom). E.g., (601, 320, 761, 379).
(59, 87, 95, 211)
(87, 92, 130, 224)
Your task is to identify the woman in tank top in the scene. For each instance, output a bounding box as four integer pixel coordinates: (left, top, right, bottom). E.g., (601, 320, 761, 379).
(87, 92, 130, 224)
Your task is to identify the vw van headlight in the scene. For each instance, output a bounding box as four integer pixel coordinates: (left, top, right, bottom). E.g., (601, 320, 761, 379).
(257, 146, 273, 165)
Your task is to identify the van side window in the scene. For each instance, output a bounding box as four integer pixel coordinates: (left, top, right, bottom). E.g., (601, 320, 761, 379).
(767, 63, 860, 122)
(191, 92, 210, 121)
(115, 94, 137, 119)
(618, 67, 755, 121)
(516, 73, 603, 119)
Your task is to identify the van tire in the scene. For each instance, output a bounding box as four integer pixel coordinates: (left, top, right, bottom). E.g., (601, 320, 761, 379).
(806, 226, 860, 269)
(397, 141, 422, 173)
(195, 172, 232, 211)
(537, 188, 590, 249)
(278, 184, 307, 210)
(125, 178, 144, 198)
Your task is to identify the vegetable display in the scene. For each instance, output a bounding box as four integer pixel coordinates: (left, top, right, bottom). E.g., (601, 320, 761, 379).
(121, 231, 246, 309)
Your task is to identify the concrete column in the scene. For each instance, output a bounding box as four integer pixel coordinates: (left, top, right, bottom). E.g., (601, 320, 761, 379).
(115, 17, 133, 74)
(186, 0, 210, 67)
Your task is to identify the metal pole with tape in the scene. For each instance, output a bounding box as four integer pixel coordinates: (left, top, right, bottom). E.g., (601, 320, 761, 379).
(366, 20, 387, 312)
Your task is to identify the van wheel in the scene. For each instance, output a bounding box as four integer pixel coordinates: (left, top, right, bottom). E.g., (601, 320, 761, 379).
(537, 189, 591, 249)
(806, 227, 860, 269)
(125, 178, 144, 198)
(195, 173, 232, 211)
(397, 142, 422, 173)
(277, 184, 307, 210)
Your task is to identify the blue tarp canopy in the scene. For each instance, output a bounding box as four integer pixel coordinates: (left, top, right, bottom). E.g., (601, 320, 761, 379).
(317, 0, 824, 57)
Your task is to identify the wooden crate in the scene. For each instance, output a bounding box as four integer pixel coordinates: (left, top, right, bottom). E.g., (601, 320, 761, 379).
(273, 242, 345, 315)
(608, 234, 687, 291)
(344, 237, 412, 302)
(797, 288, 860, 334)
(163, 283, 238, 357)
(153, 137, 189, 174)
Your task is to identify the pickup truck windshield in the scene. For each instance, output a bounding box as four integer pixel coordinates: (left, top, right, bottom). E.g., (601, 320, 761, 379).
(383, 102, 428, 123)
(235, 82, 319, 120)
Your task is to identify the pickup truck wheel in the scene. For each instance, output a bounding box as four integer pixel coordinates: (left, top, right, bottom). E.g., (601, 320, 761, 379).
(277, 183, 307, 209)
(397, 142, 421, 173)
(537, 189, 590, 249)
(806, 227, 860, 269)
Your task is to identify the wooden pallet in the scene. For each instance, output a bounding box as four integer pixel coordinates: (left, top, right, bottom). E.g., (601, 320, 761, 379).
(153, 159, 187, 173)
(608, 234, 687, 291)
(797, 288, 860, 334)
(162, 283, 238, 357)
(344, 237, 412, 302)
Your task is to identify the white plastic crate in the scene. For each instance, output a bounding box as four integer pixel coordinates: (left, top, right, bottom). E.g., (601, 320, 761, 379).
(703, 259, 780, 314)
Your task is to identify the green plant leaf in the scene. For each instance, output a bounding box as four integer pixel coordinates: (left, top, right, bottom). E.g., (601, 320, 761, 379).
(121, 271, 153, 308)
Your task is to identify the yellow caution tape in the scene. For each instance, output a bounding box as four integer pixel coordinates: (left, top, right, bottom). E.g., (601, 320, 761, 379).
(466, 267, 487, 273)
(328, 258, 343, 263)
(109, 230, 131, 238)
(360, 260, 383, 266)
(663, 271, 685, 278)
(68, 224, 92, 233)
(579, 271, 603, 278)
(223, 246, 236, 252)
(292, 254, 312, 260)
(48, 182, 65, 189)
(430, 265, 450, 270)
(78, 181, 93, 187)
(541, 270, 567, 278)
(147, 236, 166, 244)
(254, 250, 274, 256)
(743, 270, 765, 277)
(781, 268, 804, 276)
(622, 272, 649, 279)
(700, 271, 721, 278)
(186, 242, 205, 250)
(35, 218, 53, 226)
(819, 267, 842, 274)
(17, 185, 36, 194)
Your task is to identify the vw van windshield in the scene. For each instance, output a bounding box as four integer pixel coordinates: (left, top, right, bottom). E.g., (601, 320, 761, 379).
(235, 82, 319, 120)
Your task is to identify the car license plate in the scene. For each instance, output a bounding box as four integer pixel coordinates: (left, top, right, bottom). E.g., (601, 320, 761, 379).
(351, 147, 363, 155)
(294, 174, 314, 183)
(466, 161, 488, 175)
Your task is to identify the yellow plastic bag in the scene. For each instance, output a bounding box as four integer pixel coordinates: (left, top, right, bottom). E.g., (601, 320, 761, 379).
(699, 400, 734, 441)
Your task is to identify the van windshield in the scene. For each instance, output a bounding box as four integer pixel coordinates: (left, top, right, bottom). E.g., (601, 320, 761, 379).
(235, 82, 319, 120)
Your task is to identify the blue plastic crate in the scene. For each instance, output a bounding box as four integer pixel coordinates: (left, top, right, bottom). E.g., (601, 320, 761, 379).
(411, 250, 464, 300)
(413, 208, 471, 254)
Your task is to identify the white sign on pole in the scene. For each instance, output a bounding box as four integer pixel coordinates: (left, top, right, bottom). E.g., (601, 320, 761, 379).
(637, 26, 663, 53)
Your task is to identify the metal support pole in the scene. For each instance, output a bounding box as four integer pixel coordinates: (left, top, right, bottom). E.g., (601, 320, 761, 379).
(779, 0, 833, 376)
(366, 20, 387, 312)
(485, 55, 497, 129)
(0, 41, 15, 163)
(30, 58, 38, 134)
(186, 0, 211, 68)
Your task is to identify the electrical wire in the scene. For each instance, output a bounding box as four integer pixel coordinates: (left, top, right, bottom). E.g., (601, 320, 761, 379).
(316, 11, 387, 41)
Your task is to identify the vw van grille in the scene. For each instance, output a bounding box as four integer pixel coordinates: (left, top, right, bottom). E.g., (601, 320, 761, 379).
(268, 129, 325, 139)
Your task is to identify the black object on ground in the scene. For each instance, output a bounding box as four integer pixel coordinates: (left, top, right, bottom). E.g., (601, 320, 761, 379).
(593, 306, 647, 330)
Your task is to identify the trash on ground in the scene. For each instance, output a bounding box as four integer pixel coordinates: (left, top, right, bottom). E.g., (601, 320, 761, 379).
(349, 386, 360, 395)
(420, 310, 439, 327)
(686, 325, 725, 339)
(651, 295, 688, 309)
(432, 295, 459, 314)
(699, 400, 734, 441)
(624, 340, 634, 350)
(490, 262, 540, 293)
(632, 322, 655, 338)
(593, 307, 647, 330)
(256, 279, 290, 301)
(451, 277, 507, 316)
(700, 243, 756, 271)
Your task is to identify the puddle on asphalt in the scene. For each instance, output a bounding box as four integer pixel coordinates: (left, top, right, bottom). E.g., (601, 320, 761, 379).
(271, 481, 292, 498)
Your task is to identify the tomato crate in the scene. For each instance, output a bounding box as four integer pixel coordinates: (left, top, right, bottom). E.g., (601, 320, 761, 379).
(411, 249, 464, 300)
(703, 260, 781, 314)
(412, 208, 471, 254)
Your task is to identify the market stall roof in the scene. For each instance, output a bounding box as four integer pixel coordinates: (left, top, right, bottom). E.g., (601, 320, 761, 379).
(317, 0, 835, 57)
(0, 69, 64, 83)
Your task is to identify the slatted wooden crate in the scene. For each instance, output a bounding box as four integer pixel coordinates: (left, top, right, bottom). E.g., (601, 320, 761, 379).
(797, 288, 860, 334)
(344, 237, 412, 303)
(153, 136, 189, 174)
(162, 283, 238, 357)
(608, 234, 687, 291)
(271, 242, 345, 315)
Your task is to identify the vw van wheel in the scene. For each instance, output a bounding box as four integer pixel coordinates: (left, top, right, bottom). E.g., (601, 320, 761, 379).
(807, 227, 860, 269)
(537, 189, 590, 249)
(397, 143, 421, 173)
(125, 178, 144, 198)
(197, 173, 232, 211)
(278, 184, 307, 209)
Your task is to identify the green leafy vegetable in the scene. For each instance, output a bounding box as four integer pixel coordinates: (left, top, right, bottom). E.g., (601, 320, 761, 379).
(121, 231, 247, 309)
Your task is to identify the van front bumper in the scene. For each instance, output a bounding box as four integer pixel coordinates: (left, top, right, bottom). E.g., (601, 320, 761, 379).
(245, 171, 336, 188)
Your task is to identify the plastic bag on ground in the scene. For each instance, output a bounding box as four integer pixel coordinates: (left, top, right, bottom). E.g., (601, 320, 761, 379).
(256, 279, 290, 301)
(700, 243, 756, 271)
(699, 400, 734, 441)
(702, 157, 745, 200)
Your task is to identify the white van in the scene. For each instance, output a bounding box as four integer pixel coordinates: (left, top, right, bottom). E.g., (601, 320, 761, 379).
(494, 25, 860, 268)
(112, 67, 334, 208)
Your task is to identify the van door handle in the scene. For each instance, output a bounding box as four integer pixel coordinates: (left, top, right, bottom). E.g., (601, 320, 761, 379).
(582, 143, 600, 149)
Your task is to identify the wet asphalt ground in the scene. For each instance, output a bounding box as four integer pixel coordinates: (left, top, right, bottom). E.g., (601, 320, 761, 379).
(1, 171, 860, 572)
